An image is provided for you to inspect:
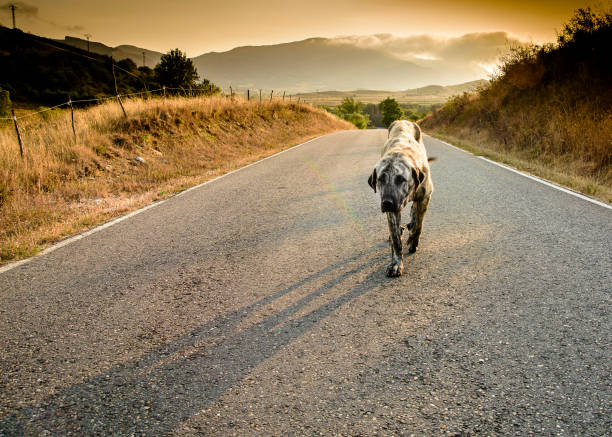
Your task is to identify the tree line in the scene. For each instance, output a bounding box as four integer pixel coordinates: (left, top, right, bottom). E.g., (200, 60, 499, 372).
(330, 97, 430, 129)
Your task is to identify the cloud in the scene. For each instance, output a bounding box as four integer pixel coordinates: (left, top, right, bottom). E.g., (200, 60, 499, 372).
(328, 32, 528, 79)
(330, 32, 525, 63)
(0, 1, 38, 16)
(63, 24, 85, 32)
(1, 1, 86, 33)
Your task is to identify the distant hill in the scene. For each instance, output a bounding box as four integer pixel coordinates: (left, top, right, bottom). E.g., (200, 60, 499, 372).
(58, 36, 163, 69)
(56, 33, 507, 94)
(294, 80, 488, 106)
(0, 26, 156, 104)
(191, 38, 435, 92)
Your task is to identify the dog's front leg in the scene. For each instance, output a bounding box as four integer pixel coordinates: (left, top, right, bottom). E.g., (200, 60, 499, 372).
(386, 211, 403, 277)
(406, 195, 431, 253)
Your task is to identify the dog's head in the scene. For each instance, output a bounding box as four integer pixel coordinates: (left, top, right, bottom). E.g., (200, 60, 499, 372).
(368, 153, 426, 213)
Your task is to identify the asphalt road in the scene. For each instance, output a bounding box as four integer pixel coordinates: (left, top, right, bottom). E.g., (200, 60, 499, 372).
(1, 130, 610, 436)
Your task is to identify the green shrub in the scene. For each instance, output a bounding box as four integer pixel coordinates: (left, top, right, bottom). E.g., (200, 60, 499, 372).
(346, 112, 369, 129)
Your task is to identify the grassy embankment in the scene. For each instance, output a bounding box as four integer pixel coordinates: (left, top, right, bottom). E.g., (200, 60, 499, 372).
(421, 8, 611, 203)
(0, 96, 353, 263)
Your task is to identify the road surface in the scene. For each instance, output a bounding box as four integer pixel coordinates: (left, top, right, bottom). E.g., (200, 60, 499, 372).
(1, 130, 610, 435)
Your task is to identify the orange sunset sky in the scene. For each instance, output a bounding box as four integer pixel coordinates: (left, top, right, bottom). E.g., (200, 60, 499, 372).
(0, 0, 604, 56)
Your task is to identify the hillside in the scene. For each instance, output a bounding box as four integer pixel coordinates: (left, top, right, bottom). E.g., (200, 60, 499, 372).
(191, 38, 431, 92)
(0, 96, 352, 263)
(421, 8, 612, 202)
(295, 80, 488, 106)
(58, 36, 163, 69)
(0, 26, 154, 104)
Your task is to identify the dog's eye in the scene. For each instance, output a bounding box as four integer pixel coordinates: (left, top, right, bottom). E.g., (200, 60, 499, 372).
(395, 175, 405, 185)
(379, 174, 388, 184)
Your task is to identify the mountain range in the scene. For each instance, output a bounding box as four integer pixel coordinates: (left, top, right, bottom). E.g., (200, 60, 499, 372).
(59, 32, 520, 92)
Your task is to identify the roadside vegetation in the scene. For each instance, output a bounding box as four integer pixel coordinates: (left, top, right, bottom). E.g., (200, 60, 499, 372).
(329, 97, 432, 128)
(421, 7, 611, 202)
(0, 96, 352, 263)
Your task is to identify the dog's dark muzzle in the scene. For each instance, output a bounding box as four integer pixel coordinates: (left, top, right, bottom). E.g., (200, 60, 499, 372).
(381, 198, 396, 213)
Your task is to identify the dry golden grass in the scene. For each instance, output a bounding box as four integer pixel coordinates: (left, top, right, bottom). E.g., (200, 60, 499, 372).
(421, 8, 612, 204)
(0, 95, 353, 263)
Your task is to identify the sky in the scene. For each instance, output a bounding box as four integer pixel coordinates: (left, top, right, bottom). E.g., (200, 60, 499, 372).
(0, 0, 601, 57)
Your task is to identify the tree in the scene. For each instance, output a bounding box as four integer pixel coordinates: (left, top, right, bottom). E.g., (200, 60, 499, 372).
(380, 97, 403, 127)
(195, 78, 221, 96)
(336, 97, 362, 117)
(154, 49, 199, 90)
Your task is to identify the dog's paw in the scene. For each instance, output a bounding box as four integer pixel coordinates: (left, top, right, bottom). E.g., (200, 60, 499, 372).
(386, 261, 403, 277)
(406, 237, 419, 254)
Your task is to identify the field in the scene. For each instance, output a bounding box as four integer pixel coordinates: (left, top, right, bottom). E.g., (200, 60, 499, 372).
(0, 96, 353, 263)
(295, 80, 488, 106)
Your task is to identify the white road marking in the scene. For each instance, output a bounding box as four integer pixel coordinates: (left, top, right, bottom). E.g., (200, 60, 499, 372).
(0, 131, 349, 275)
(477, 157, 612, 210)
(425, 134, 611, 211)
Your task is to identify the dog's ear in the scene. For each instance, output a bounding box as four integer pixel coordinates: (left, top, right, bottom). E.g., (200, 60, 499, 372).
(368, 168, 377, 192)
(411, 167, 427, 202)
(428, 157, 437, 163)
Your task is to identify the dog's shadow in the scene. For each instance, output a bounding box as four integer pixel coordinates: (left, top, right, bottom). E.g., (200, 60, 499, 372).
(1, 244, 388, 436)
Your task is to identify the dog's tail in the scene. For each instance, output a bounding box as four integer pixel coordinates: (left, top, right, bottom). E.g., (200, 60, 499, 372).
(428, 157, 437, 163)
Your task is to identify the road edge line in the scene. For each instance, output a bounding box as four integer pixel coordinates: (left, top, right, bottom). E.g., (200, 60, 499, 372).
(425, 134, 611, 211)
(476, 156, 612, 210)
(0, 130, 348, 275)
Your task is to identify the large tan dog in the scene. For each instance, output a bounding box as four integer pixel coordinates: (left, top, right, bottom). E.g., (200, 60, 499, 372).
(368, 120, 434, 277)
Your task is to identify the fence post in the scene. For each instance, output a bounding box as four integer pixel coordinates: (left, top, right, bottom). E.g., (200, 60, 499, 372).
(112, 61, 128, 118)
(259, 89, 262, 103)
(11, 109, 24, 159)
(163, 86, 166, 98)
(283, 91, 285, 101)
(290, 95, 292, 102)
(230, 86, 233, 100)
(270, 90, 273, 102)
(68, 96, 76, 141)
(247, 89, 250, 101)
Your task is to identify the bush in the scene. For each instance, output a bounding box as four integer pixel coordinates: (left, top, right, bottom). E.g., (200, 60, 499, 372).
(334, 97, 369, 129)
(346, 112, 368, 129)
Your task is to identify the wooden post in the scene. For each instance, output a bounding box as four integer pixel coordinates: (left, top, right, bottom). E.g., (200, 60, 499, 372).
(270, 90, 273, 102)
(116, 94, 127, 118)
(11, 109, 23, 158)
(68, 96, 76, 141)
(112, 61, 127, 118)
(230, 86, 233, 99)
(259, 89, 262, 103)
(290, 95, 292, 102)
(247, 89, 250, 101)
(282, 91, 285, 101)
(163, 85, 166, 97)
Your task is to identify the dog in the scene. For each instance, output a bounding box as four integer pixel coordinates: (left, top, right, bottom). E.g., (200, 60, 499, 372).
(368, 120, 434, 277)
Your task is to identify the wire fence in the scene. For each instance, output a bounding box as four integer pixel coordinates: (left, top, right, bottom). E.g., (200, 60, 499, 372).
(1, 85, 309, 159)
(1, 30, 311, 158)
